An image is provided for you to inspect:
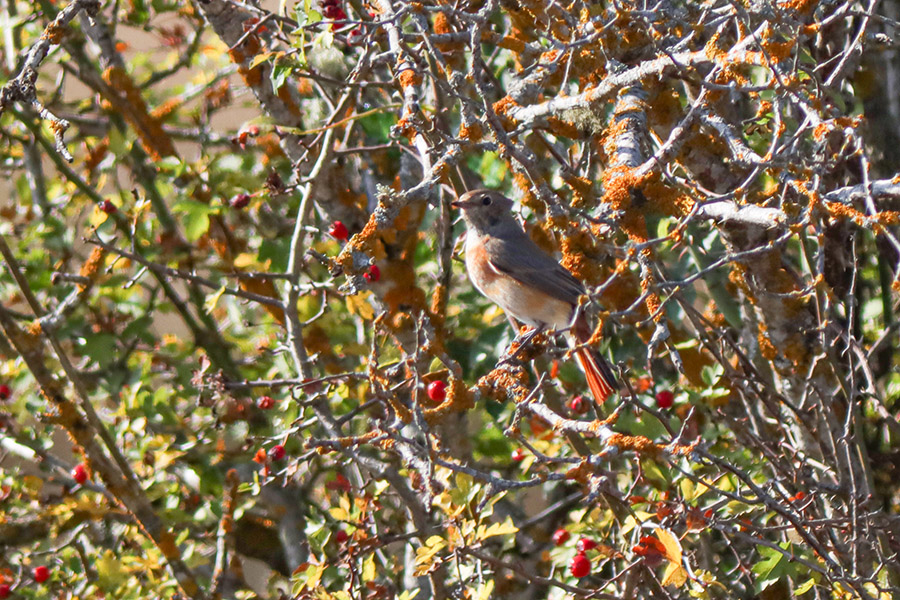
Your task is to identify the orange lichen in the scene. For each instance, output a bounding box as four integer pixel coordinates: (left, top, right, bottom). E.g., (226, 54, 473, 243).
(563, 174, 594, 208)
(757, 323, 777, 361)
(149, 98, 181, 121)
(477, 367, 529, 403)
(605, 433, 663, 457)
(397, 66, 422, 89)
(565, 460, 592, 484)
(560, 227, 602, 284)
(102, 66, 177, 159)
(704, 29, 727, 63)
(41, 21, 66, 44)
(783, 0, 817, 13)
(547, 117, 580, 140)
(459, 121, 483, 142)
(642, 173, 694, 217)
(76, 246, 106, 295)
(826, 201, 900, 232)
(492, 96, 519, 118)
(423, 378, 474, 424)
(497, 36, 527, 53)
(600, 165, 645, 213)
(433, 11, 452, 34)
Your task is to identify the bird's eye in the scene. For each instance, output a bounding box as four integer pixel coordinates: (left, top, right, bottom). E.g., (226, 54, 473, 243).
(481, 195, 491, 206)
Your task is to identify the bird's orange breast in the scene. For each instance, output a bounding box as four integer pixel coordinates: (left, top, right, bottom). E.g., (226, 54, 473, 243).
(465, 234, 573, 329)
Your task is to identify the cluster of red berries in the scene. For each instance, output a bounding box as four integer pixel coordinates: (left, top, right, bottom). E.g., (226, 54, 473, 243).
(364, 264, 380, 282)
(253, 444, 287, 465)
(0, 384, 10, 401)
(551, 532, 596, 578)
(321, 0, 347, 22)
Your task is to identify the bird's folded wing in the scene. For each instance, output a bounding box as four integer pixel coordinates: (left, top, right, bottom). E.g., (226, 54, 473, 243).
(484, 233, 586, 305)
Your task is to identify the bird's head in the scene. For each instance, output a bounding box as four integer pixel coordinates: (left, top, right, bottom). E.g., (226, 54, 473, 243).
(451, 189, 515, 232)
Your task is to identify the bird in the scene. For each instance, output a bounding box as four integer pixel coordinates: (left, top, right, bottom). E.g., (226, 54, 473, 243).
(452, 189, 617, 404)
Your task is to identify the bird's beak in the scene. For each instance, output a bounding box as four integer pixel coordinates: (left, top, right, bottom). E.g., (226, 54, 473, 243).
(451, 199, 470, 209)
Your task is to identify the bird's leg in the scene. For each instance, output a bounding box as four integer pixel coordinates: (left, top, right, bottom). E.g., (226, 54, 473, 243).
(501, 324, 547, 364)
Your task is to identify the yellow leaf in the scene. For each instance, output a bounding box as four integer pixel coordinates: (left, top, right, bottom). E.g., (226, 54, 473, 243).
(661, 563, 687, 588)
(795, 577, 815, 595)
(477, 518, 518, 541)
(234, 253, 264, 269)
(475, 580, 494, 600)
(362, 553, 376, 582)
(414, 536, 446, 576)
(329, 506, 349, 521)
(303, 563, 325, 590)
(680, 478, 695, 502)
(656, 527, 683, 564)
(346, 291, 375, 320)
(204, 285, 227, 314)
(91, 204, 112, 227)
(97, 549, 129, 588)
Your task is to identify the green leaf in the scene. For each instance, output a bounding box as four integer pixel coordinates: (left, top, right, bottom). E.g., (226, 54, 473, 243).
(80, 333, 117, 367)
(172, 199, 218, 241)
(270, 58, 293, 90)
(752, 543, 791, 592)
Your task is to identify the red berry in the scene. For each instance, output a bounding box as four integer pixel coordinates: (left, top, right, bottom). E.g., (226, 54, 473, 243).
(99, 199, 117, 214)
(326, 473, 352, 492)
(568, 395, 588, 415)
(323, 4, 341, 18)
(230, 193, 251, 209)
(576, 537, 597, 552)
(335, 529, 349, 543)
(0, 584, 9, 598)
(655, 390, 675, 409)
(253, 448, 267, 464)
(33, 566, 50, 583)
(269, 444, 286, 461)
(364, 264, 380, 282)
(552, 528, 570, 546)
(0, 384, 10, 400)
(72, 463, 88, 484)
(347, 27, 364, 45)
(329, 220, 349, 240)
(569, 552, 590, 578)
(427, 380, 446, 402)
(257, 396, 275, 410)
(511, 448, 526, 462)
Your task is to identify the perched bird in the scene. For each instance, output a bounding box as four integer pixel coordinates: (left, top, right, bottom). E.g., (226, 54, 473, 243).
(452, 189, 617, 404)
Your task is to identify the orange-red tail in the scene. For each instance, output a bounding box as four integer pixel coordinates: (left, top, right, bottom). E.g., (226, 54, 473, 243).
(575, 347, 617, 404)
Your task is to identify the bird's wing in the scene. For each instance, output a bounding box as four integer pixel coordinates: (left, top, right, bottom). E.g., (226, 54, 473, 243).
(484, 231, 586, 305)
